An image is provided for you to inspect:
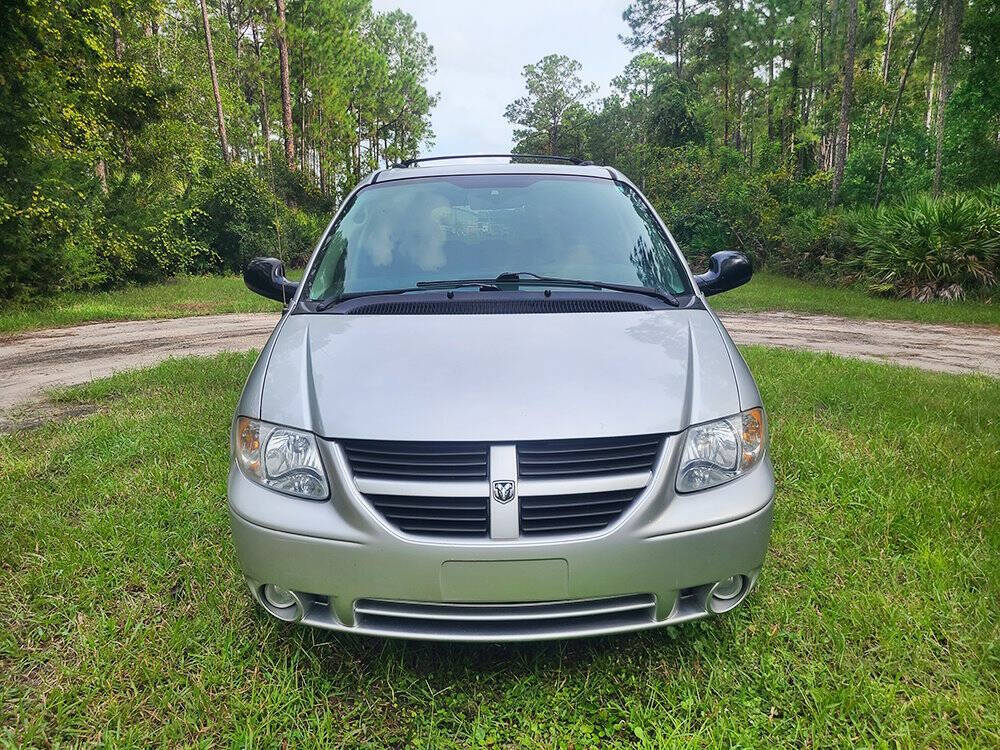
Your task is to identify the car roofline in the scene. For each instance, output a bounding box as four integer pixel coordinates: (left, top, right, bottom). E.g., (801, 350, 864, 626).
(371, 161, 618, 183)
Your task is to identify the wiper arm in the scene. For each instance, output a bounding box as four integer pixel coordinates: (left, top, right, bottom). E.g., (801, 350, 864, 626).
(315, 281, 501, 311)
(494, 272, 679, 307)
(414, 279, 502, 291)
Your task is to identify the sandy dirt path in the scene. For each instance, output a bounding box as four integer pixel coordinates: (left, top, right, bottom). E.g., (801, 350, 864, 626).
(2, 311, 997, 421)
(0, 313, 279, 417)
(719, 311, 1000, 377)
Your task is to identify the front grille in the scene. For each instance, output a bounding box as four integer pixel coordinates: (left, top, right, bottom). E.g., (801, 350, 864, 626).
(353, 594, 656, 639)
(519, 488, 637, 536)
(343, 435, 664, 540)
(342, 440, 489, 480)
(366, 494, 488, 537)
(517, 434, 663, 479)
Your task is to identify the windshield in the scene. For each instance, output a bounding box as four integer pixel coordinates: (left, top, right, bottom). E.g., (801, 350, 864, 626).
(303, 174, 691, 302)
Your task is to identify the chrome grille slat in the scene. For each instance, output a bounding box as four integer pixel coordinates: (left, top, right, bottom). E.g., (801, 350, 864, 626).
(353, 595, 657, 637)
(355, 594, 654, 621)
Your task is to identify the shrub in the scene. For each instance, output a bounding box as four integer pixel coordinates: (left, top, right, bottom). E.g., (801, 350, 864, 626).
(192, 164, 283, 273)
(772, 208, 864, 281)
(643, 146, 780, 269)
(279, 207, 327, 266)
(855, 193, 1000, 300)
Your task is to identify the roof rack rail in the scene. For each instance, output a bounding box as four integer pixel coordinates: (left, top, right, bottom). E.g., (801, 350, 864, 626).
(393, 153, 594, 168)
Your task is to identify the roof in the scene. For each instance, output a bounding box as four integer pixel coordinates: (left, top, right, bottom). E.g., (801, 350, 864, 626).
(371, 161, 619, 184)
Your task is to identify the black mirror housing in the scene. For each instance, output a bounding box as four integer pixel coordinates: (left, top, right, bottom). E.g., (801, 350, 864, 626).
(244, 257, 299, 304)
(694, 251, 752, 296)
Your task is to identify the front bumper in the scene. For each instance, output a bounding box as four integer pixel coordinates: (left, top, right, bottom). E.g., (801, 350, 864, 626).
(227, 440, 775, 641)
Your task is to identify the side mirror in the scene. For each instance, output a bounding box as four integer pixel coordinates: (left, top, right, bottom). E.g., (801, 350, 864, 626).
(244, 257, 299, 303)
(694, 251, 752, 296)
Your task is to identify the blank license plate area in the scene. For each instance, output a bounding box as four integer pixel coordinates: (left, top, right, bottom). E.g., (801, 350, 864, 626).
(440, 559, 569, 601)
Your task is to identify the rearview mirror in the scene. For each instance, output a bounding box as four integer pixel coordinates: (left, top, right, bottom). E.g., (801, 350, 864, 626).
(244, 257, 299, 303)
(694, 251, 752, 296)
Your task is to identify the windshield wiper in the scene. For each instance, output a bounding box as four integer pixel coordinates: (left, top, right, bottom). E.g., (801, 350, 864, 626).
(493, 271, 680, 307)
(316, 273, 679, 311)
(315, 281, 501, 311)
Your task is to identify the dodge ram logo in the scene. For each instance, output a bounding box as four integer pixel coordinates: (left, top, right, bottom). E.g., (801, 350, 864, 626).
(492, 480, 515, 503)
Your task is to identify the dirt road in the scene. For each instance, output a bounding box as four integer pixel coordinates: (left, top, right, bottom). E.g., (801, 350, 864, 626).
(2, 311, 997, 421)
(719, 311, 1000, 377)
(0, 313, 277, 416)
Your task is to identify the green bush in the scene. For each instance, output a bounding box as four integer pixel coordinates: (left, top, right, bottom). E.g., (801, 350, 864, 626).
(771, 208, 864, 281)
(0, 180, 109, 300)
(855, 193, 1000, 300)
(192, 165, 283, 273)
(644, 146, 780, 269)
(279, 207, 327, 266)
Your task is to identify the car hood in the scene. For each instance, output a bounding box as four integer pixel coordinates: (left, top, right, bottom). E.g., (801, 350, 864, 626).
(260, 310, 740, 441)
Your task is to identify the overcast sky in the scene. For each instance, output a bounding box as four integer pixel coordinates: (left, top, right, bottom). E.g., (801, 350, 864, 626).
(370, 0, 636, 155)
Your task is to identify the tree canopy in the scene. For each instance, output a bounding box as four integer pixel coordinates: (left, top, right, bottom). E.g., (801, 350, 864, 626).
(0, 0, 437, 299)
(505, 1, 1000, 299)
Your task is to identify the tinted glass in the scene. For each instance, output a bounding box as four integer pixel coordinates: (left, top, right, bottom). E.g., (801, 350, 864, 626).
(305, 175, 689, 301)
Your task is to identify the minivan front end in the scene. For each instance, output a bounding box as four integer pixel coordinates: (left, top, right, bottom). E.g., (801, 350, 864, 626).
(228, 159, 774, 641)
(228, 419, 773, 641)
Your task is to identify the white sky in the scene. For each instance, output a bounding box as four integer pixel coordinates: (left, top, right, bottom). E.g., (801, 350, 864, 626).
(370, 0, 636, 155)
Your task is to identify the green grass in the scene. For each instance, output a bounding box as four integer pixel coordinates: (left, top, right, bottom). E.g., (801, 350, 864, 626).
(2, 269, 998, 335)
(710, 271, 1000, 327)
(1, 349, 998, 747)
(0, 274, 295, 334)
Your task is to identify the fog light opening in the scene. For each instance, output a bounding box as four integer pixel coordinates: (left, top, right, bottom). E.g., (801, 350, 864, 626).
(260, 584, 304, 622)
(708, 575, 749, 614)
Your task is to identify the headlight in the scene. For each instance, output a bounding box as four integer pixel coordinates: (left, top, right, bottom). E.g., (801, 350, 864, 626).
(676, 407, 767, 493)
(234, 417, 329, 500)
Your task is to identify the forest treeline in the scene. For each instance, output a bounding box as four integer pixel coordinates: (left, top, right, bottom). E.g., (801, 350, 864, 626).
(506, 0, 1000, 300)
(1, 0, 436, 299)
(3, 1, 998, 303)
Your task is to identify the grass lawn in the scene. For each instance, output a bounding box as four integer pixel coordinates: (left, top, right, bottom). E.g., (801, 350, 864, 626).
(710, 271, 1000, 327)
(1, 348, 997, 747)
(2, 269, 998, 335)
(0, 274, 290, 334)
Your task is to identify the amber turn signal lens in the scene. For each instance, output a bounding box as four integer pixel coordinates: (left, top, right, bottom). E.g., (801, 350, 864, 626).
(237, 416, 261, 473)
(740, 407, 765, 469)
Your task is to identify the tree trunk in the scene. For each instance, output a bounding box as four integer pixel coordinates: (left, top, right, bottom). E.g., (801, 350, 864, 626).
(95, 160, 108, 194)
(199, 0, 231, 165)
(875, 0, 940, 207)
(767, 1, 775, 139)
(925, 60, 937, 130)
(830, 0, 858, 205)
(275, 0, 295, 169)
(933, 0, 966, 195)
(298, 3, 306, 174)
(110, 10, 133, 163)
(881, 1, 903, 84)
(251, 20, 270, 157)
(674, 0, 682, 75)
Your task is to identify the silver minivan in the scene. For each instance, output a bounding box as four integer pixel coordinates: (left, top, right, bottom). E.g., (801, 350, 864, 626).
(230, 156, 774, 641)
